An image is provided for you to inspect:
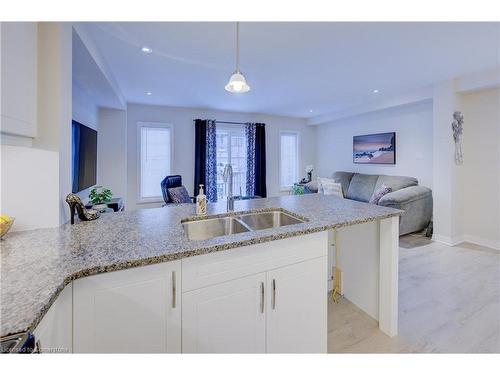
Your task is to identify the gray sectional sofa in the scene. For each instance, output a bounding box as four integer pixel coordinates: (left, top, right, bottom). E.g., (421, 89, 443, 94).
(306, 171, 433, 236)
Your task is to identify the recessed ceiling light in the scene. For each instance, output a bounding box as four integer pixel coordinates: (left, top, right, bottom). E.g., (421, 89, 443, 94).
(141, 46, 153, 54)
(146, 92, 152, 96)
(309, 109, 314, 113)
(373, 89, 379, 93)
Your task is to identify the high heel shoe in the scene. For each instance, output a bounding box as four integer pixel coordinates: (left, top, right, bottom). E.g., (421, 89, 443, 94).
(65, 193, 101, 224)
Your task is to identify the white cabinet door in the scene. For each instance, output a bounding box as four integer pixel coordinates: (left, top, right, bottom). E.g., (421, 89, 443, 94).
(266, 256, 328, 353)
(73, 262, 181, 353)
(1, 22, 38, 138)
(182, 273, 266, 353)
(33, 284, 73, 353)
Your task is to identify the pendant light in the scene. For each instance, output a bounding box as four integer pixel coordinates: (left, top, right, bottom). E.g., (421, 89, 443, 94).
(225, 22, 250, 93)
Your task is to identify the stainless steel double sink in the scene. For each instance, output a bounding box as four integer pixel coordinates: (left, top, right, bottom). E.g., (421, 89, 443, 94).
(182, 210, 306, 241)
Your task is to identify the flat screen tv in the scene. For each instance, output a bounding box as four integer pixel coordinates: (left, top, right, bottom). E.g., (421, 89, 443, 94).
(72, 120, 97, 193)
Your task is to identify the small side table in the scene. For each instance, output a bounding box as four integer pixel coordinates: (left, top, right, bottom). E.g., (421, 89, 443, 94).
(85, 198, 124, 212)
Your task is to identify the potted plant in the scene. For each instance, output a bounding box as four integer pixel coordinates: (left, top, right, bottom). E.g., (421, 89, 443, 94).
(89, 186, 113, 212)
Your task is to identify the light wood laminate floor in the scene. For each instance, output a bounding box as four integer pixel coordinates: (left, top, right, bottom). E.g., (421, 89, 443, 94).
(328, 236, 500, 353)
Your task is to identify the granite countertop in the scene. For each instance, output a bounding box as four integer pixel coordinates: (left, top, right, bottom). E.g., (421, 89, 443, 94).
(0, 194, 401, 337)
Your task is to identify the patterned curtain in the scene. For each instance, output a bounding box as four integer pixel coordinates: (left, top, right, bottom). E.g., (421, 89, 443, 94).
(206, 120, 217, 202)
(194, 119, 207, 198)
(245, 123, 256, 196)
(194, 119, 218, 202)
(245, 123, 266, 197)
(254, 123, 267, 197)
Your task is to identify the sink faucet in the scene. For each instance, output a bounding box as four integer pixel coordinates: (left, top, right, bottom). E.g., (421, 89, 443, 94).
(223, 164, 234, 212)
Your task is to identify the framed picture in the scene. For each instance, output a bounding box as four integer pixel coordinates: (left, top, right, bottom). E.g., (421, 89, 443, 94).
(353, 132, 396, 165)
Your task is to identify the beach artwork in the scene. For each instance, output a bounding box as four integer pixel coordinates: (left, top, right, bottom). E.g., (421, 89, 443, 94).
(353, 132, 396, 164)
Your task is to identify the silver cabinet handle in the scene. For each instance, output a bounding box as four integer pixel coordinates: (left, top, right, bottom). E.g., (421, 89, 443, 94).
(272, 279, 276, 310)
(172, 271, 176, 308)
(260, 282, 265, 313)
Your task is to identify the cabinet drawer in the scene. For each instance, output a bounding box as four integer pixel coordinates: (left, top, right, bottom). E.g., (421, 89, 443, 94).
(182, 231, 327, 292)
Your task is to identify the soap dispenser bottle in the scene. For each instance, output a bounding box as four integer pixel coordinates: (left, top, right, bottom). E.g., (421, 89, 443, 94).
(196, 184, 207, 215)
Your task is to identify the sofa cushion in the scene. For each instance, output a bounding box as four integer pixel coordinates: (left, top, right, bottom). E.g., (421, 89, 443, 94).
(378, 186, 433, 236)
(375, 174, 418, 192)
(346, 173, 379, 202)
(332, 172, 354, 197)
(378, 185, 432, 206)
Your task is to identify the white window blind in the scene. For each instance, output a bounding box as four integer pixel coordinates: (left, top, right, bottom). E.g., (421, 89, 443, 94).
(280, 132, 299, 189)
(139, 125, 172, 199)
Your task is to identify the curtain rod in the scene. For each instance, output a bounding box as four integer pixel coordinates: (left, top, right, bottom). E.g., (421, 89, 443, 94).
(193, 120, 265, 126)
(193, 120, 246, 125)
(215, 120, 247, 125)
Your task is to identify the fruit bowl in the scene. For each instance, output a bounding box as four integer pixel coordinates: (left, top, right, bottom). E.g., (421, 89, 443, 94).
(0, 217, 15, 239)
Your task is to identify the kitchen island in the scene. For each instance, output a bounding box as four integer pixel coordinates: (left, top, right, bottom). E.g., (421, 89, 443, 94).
(0, 194, 401, 353)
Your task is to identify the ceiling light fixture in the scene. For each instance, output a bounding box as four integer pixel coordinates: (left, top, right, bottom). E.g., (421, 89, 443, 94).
(225, 22, 250, 93)
(309, 109, 314, 113)
(146, 92, 152, 96)
(373, 89, 379, 93)
(141, 46, 153, 54)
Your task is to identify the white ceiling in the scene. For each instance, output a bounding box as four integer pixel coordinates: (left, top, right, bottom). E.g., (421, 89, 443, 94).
(83, 22, 500, 118)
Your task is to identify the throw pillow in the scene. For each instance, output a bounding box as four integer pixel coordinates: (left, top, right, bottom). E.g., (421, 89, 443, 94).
(167, 186, 192, 204)
(318, 177, 344, 198)
(316, 177, 325, 194)
(369, 184, 392, 205)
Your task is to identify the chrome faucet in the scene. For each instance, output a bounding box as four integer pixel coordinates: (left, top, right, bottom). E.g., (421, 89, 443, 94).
(223, 164, 234, 212)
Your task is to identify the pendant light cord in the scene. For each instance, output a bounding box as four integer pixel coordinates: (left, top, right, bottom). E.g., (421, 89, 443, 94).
(236, 22, 240, 72)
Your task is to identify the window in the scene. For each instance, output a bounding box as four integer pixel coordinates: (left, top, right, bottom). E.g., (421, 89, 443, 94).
(216, 126, 247, 199)
(138, 123, 173, 201)
(280, 131, 299, 190)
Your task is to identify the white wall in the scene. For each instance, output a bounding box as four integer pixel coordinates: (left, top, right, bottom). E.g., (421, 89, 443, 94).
(124, 104, 315, 210)
(72, 79, 99, 202)
(98, 108, 127, 205)
(431, 80, 463, 245)
(33, 23, 72, 225)
(459, 88, 500, 250)
(0, 146, 60, 231)
(315, 100, 433, 189)
(72, 81, 98, 131)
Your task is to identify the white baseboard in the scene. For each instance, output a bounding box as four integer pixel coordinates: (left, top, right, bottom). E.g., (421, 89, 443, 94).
(432, 233, 499, 251)
(462, 235, 500, 251)
(432, 234, 463, 246)
(431, 234, 449, 245)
